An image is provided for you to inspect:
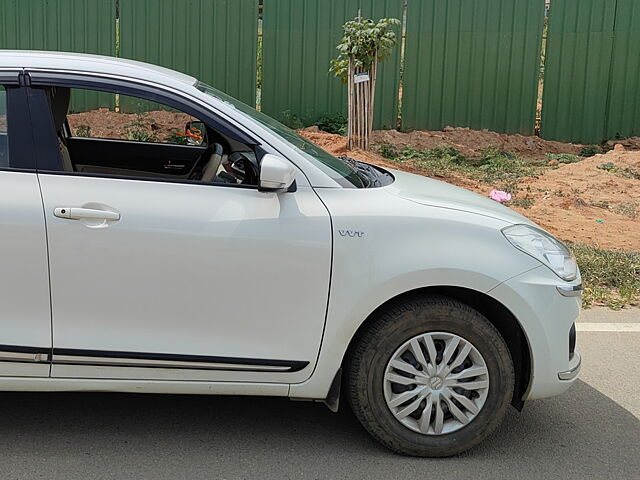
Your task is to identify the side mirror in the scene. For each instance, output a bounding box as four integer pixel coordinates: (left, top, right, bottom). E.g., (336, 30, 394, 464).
(184, 121, 206, 146)
(259, 154, 296, 192)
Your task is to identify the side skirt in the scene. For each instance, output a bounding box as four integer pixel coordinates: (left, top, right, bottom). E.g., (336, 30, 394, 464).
(0, 376, 289, 396)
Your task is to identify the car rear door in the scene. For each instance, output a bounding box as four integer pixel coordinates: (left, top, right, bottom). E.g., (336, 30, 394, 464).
(0, 72, 51, 376)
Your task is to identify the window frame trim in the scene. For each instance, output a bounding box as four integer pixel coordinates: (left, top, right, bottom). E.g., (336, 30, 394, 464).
(24, 70, 267, 189)
(1, 70, 37, 171)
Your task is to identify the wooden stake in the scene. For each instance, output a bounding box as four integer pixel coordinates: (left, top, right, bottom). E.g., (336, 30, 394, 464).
(347, 50, 379, 151)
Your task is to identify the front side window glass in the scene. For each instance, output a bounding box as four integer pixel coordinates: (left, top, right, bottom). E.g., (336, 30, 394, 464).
(43, 86, 259, 186)
(67, 90, 205, 146)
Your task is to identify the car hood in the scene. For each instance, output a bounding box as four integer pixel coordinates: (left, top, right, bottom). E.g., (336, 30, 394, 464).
(384, 169, 534, 226)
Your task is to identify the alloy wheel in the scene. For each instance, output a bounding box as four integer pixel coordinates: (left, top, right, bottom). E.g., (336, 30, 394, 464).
(383, 331, 490, 435)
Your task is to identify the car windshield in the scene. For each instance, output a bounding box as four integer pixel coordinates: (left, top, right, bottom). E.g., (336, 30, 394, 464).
(196, 82, 366, 188)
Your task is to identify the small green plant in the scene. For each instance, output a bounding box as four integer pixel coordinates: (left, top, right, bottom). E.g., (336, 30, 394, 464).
(281, 110, 304, 130)
(316, 113, 347, 135)
(377, 143, 400, 160)
(126, 125, 158, 142)
(509, 196, 534, 209)
(124, 113, 158, 142)
(75, 124, 91, 137)
(546, 153, 581, 164)
(621, 167, 640, 180)
(598, 162, 617, 172)
(329, 17, 400, 82)
(614, 202, 638, 219)
(580, 145, 602, 157)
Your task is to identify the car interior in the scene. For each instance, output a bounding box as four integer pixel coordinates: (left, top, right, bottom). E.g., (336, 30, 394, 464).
(45, 86, 260, 185)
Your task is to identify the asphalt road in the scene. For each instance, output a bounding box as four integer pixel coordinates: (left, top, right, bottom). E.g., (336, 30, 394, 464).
(1, 308, 638, 479)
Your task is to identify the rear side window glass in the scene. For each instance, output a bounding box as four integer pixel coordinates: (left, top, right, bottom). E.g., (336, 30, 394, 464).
(0, 86, 8, 167)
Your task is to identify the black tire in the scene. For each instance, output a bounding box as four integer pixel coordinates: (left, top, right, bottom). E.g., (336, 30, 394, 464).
(346, 296, 515, 457)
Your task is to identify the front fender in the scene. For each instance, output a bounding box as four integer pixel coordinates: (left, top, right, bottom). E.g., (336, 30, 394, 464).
(290, 189, 540, 399)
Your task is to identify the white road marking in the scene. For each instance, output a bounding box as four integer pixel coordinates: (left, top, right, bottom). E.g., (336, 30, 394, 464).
(576, 323, 640, 332)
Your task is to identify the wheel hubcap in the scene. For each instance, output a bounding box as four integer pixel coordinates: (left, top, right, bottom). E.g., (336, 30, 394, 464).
(383, 331, 490, 436)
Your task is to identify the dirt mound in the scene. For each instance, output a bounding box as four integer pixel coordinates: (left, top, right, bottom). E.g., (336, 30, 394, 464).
(68, 109, 193, 142)
(301, 128, 496, 192)
(513, 149, 640, 251)
(607, 136, 640, 151)
(372, 127, 584, 161)
(300, 128, 401, 172)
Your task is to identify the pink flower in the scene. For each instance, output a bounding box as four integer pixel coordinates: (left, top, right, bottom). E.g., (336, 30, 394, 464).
(489, 190, 512, 203)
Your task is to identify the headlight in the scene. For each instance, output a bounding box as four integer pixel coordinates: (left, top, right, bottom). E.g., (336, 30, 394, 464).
(502, 224, 577, 281)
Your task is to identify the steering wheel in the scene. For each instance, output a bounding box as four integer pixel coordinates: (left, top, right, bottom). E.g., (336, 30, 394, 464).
(189, 143, 214, 181)
(229, 156, 259, 185)
(190, 143, 224, 182)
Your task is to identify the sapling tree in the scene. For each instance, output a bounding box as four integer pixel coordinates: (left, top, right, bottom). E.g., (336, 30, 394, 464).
(330, 15, 400, 150)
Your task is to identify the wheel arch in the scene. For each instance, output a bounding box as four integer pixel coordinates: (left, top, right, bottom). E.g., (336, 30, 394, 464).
(342, 286, 532, 409)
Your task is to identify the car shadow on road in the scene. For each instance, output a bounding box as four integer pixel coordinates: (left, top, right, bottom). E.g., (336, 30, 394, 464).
(0, 380, 638, 479)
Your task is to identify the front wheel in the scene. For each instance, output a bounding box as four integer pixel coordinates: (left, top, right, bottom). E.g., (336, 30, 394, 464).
(346, 296, 515, 457)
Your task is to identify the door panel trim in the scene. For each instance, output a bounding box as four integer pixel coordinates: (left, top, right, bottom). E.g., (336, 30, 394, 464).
(55, 346, 308, 372)
(0, 345, 51, 364)
(0, 344, 308, 372)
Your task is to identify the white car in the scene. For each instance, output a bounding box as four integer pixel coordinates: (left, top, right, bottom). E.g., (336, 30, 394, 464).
(0, 51, 581, 457)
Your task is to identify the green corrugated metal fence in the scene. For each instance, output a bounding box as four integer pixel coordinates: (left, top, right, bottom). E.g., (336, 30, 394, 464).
(541, 0, 616, 143)
(0, 0, 116, 112)
(401, 0, 545, 135)
(119, 0, 258, 110)
(607, 0, 640, 140)
(262, 0, 403, 129)
(0, 0, 639, 142)
(542, 0, 640, 144)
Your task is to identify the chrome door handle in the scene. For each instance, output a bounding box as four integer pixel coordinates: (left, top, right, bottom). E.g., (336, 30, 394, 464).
(54, 207, 120, 221)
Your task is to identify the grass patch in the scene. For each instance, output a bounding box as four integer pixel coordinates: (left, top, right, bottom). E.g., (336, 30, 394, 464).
(546, 153, 582, 164)
(377, 144, 539, 193)
(571, 244, 640, 309)
(598, 162, 640, 180)
(509, 195, 534, 209)
(614, 202, 638, 219)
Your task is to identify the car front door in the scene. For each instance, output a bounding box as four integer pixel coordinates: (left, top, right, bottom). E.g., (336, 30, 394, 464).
(0, 73, 52, 376)
(29, 75, 332, 384)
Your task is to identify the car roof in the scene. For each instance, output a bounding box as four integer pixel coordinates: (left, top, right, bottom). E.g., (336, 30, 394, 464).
(0, 50, 197, 87)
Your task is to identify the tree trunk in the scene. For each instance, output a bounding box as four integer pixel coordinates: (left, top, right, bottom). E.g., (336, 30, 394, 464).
(347, 52, 378, 151)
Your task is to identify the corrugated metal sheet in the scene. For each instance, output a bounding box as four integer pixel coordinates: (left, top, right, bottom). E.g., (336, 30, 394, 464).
(120, 0, 258, 109)
(401, 0, 545, 134)
(541, 0, 616, 143)
(262, 0, 403, 129)
(0, 0, 116, 112)
(606, 0, 640, 140)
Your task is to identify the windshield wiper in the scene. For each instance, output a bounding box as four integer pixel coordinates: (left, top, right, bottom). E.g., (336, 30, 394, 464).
(338, 156, 382, 188)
